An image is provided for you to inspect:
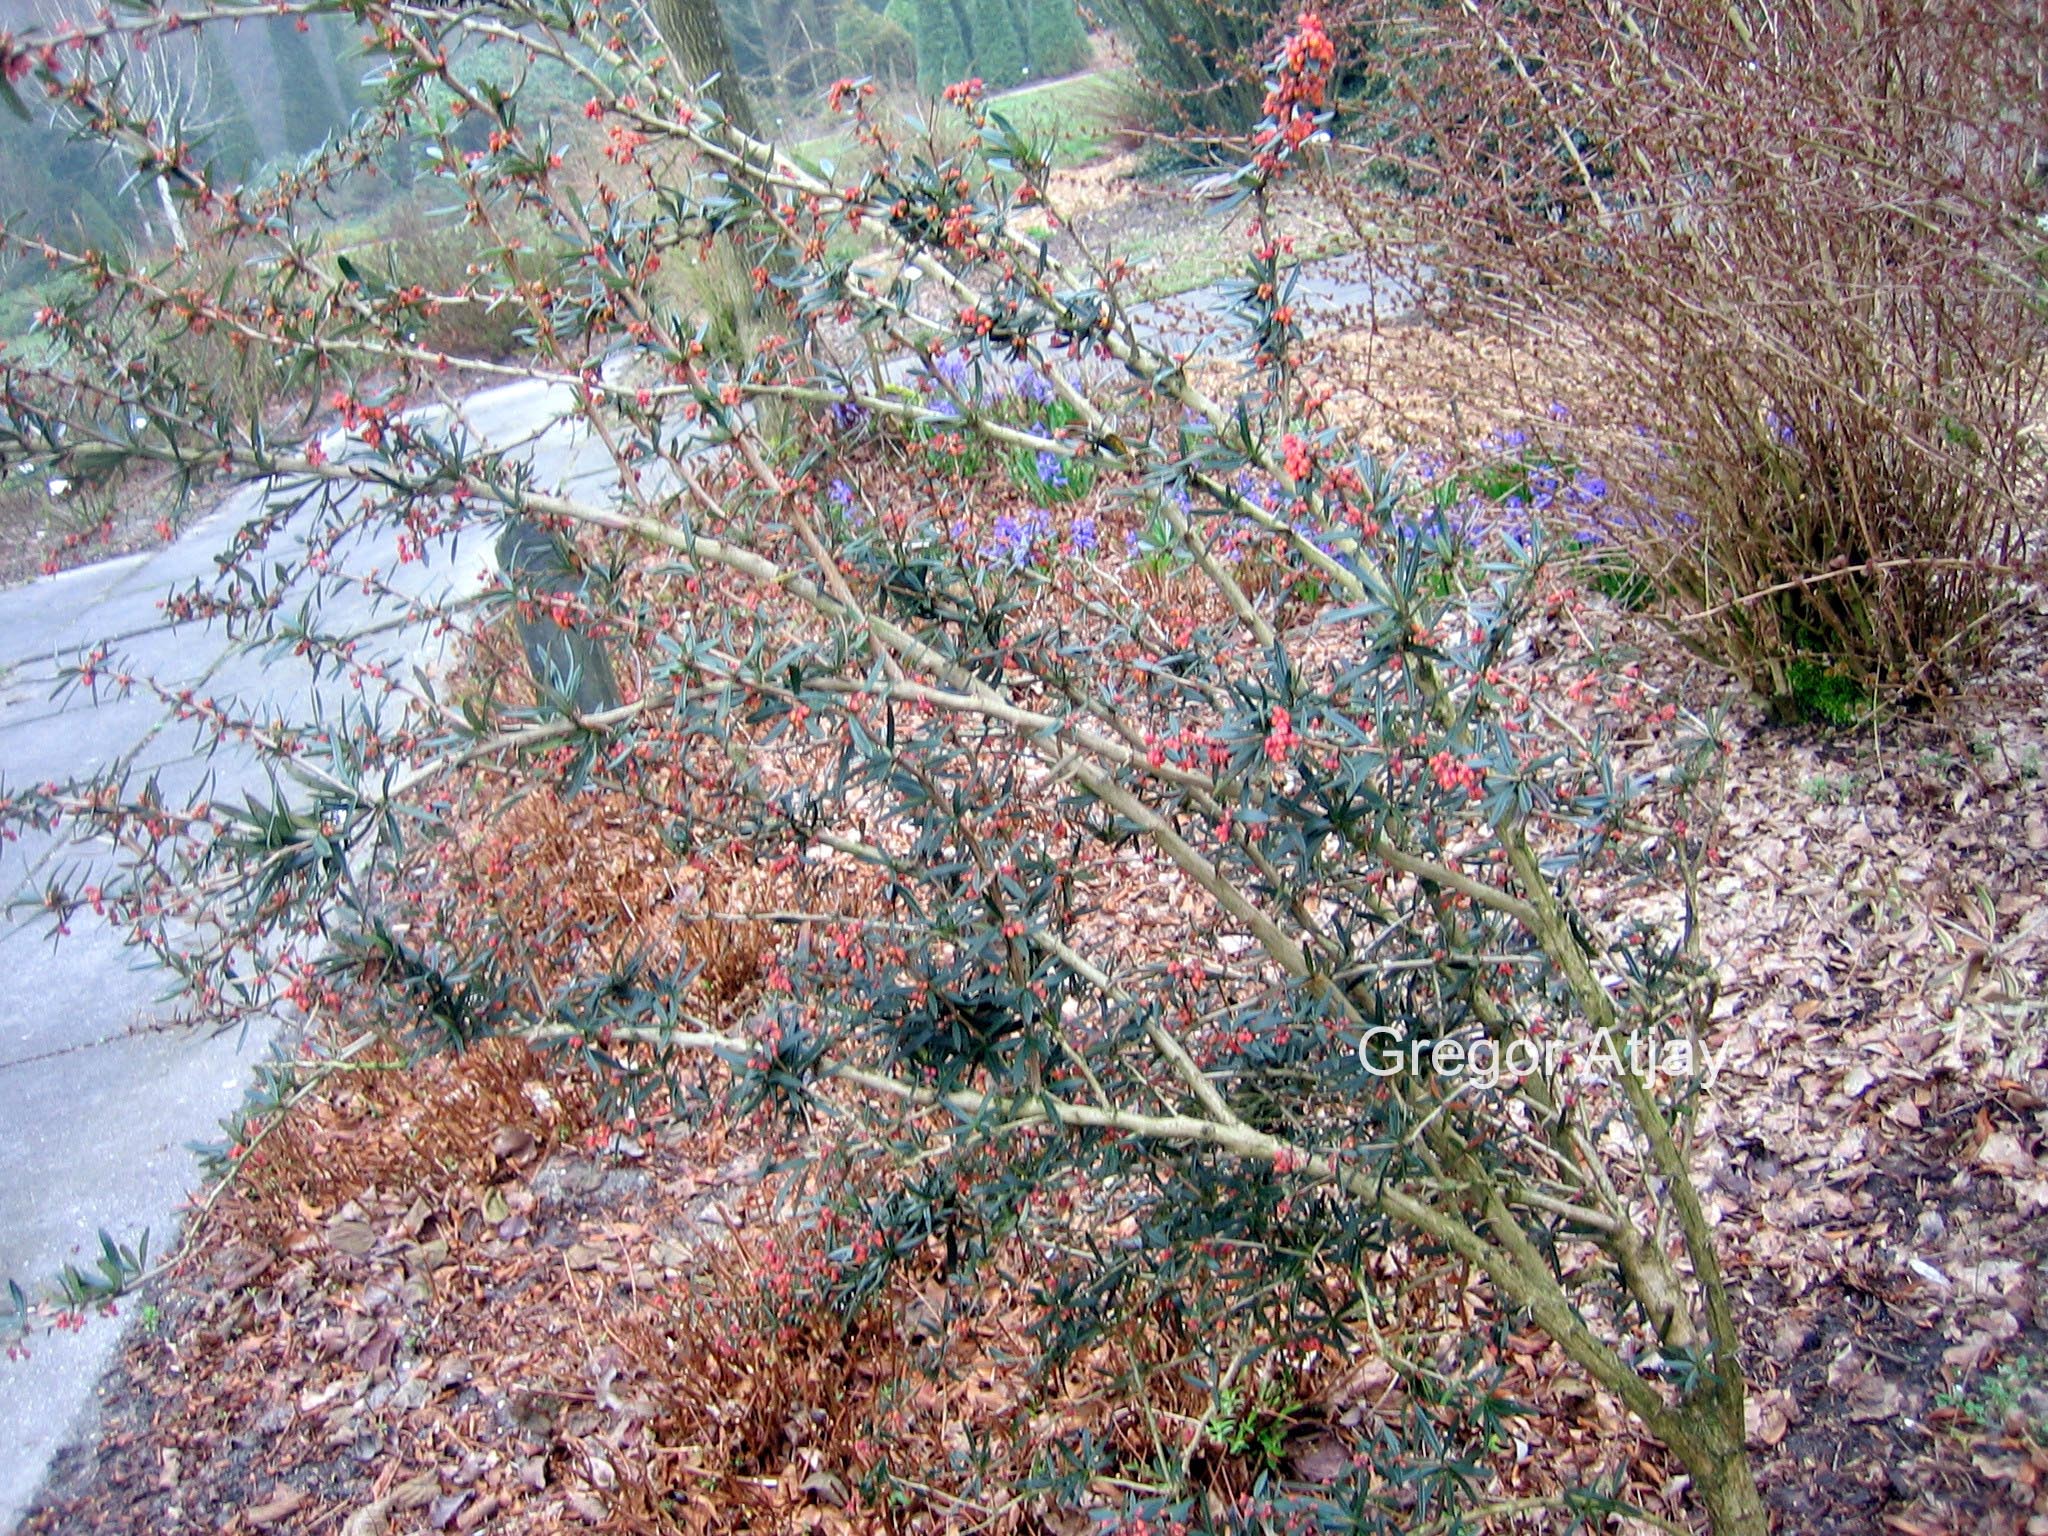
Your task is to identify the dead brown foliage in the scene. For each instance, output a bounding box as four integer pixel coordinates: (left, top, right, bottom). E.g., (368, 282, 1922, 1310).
(226, 1037, 589, 1249)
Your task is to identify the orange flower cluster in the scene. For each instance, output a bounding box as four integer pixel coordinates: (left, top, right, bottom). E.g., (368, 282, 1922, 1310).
(1254, 11, 1337, 171)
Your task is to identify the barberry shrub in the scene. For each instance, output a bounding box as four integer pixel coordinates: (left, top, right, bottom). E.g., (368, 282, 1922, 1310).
(1325, 0, 2048, 716)
(2, 6, 1764, 1531)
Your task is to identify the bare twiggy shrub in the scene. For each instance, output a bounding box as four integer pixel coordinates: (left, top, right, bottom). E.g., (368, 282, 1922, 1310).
(1335, 0, 2048, 715)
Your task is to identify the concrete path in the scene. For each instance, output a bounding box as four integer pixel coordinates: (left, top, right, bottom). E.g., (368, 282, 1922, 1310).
(0, 374, 621, 1531)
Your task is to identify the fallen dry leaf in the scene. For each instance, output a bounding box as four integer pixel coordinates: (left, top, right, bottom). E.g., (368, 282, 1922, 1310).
(492, 1125, 538, 1161)
(245, 1485, 306, 1527)
(325, 1216, 377, 1257)
(1849, 1373, 1906, 1423)
(1289, 1430, 1353, 1483)
(1745, 1389, 1799, 1449)
(1976, 1131, 2040, 1179)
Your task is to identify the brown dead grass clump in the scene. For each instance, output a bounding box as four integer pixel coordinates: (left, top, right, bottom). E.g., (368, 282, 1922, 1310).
(434, 766, 815, 1030)
(614, 1201, 1683, 1534)
(228, 1035, 590, 1249)
(621, 1218, 1282, 1533)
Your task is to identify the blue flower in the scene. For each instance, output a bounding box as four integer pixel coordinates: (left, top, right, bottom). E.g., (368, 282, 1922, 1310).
(982, 507, 1053, 568)
(1015, 371, 1055, 406)
(829, 400, 867, 431)
(1069, 516, 1098, 554)
(1035, 450, 1069, 489)
(828, 477, 856, 509)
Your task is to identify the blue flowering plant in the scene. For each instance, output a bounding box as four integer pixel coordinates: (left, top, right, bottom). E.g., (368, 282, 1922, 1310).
(1006, 441, 1096, 504)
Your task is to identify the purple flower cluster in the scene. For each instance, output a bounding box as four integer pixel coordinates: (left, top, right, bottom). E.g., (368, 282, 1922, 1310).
(1519, 465, 1611, 544)
(1232, 470, 1283, 512)
(1416, 432, 1619, 550)
(908, 357, 1081, 427)
(976, 508, 1100, 568)
(1407, 449, 1451, 486)
(915, 351, 973, 420)
(983, 506, 1054, 568)
(1014, 370, 1056, 407)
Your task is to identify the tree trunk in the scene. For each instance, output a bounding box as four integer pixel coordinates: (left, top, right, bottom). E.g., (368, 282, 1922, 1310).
(646, 0, 784, 376)
(1694, 1440, 1770, 1536)
(648, 0, 761, 142)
